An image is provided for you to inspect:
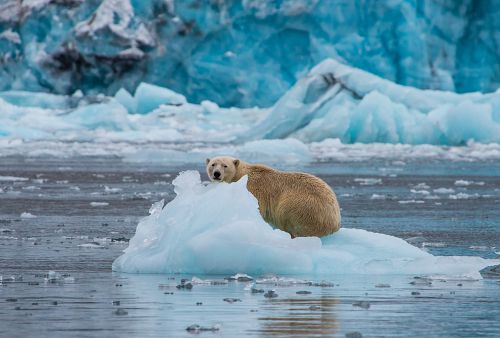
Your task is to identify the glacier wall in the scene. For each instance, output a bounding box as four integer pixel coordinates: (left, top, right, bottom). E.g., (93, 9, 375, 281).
(0, 0, 499, 108)
(1, 59, 499, 146)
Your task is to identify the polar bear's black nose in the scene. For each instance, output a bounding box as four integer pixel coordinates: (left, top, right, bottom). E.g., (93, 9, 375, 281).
(214, 171, 221, 178)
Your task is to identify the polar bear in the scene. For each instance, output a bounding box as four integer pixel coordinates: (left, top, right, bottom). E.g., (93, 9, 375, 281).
(206, 156, 341, 238)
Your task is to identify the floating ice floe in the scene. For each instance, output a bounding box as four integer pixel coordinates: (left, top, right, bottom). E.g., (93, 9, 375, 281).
(90, 202, 109, 207)
(0, 175, 29, 182)
(112, 171, 500, 278)
(20, 212, 36, 219)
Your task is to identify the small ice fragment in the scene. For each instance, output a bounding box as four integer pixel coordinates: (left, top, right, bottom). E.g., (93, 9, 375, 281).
(225, 273, 253, 282)
(223, 298, 241, 303)
(90, 202, 109, 206)
(410, 189, 430, 195)
(0, 176, 29, 182)
(413, 183, 430, 189)
(176, 279, 193, 289)
(354, 178, 382, 185)
(250, 288, 264, 293)
(422, 242, 447, 248)
(251, 288, 265, 293)
(448, 193, 480, 200)
(32, 178, 46, 184)
(44, 271, 61, 283)
(370, 194, 386, 200)
(104, 186, 122, 193)
(186, 324, 221, 333)
(113, 309, 128, 315)
(398, 200, 424, 204)
(20, 212, 37, 219)
(469, 246, 489, 251)
(352, 301, 370, 309)
(78, 243, 101, 248)
(264, 290, 278, 298)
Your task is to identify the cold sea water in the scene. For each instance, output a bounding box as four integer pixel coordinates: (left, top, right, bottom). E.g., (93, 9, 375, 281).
(0, 155, 499, 338)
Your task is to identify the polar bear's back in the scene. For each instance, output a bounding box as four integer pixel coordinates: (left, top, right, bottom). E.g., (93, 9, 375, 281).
(242, 164, 341, 238)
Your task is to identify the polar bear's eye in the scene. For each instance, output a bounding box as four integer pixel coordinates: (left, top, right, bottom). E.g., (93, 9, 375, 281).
(223, 165, 228, 168)
(211, 163, 215, 167)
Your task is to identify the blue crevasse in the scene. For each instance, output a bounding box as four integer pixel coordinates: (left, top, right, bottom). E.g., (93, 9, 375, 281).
(0, 0, 499, 107)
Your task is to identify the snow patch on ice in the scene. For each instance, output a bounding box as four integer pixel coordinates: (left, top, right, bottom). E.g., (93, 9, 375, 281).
(112, 171, 499, 277)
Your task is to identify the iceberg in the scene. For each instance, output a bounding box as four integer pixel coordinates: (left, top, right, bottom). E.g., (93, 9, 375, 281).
(112, 171, 499, 277)
(0, 0, 499, 107)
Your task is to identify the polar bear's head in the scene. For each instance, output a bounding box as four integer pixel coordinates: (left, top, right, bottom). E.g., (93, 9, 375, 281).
(206, 156, 240, 183)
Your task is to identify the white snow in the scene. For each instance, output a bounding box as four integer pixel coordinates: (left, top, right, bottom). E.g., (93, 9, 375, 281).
(112, 171, 499, 277)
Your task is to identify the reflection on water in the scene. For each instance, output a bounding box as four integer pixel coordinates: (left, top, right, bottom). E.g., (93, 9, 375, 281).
(255, 296, 339, 337)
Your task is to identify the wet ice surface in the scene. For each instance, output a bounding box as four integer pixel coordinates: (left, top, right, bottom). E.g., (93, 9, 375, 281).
(1, 156, 499, 337)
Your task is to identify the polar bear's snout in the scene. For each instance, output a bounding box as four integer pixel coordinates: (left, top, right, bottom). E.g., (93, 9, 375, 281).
(213, 171, 221, 179)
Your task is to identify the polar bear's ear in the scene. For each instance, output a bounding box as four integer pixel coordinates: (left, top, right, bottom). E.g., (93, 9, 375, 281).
(233, 159, 240, 167)
(205, 158, 211, 165)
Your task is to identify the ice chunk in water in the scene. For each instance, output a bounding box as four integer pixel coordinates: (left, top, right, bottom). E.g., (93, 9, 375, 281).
(112, 171, 499, 277)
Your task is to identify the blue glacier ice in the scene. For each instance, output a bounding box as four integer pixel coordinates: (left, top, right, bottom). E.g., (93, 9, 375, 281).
(0, 0, 499, 107)
(112, 171, 500, 277)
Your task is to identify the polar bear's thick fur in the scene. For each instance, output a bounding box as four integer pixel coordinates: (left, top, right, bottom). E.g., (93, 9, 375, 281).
(206, 156, 341, 238)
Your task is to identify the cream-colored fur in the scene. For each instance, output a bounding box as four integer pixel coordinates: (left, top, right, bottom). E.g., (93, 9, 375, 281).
(206, 156, 341, 238)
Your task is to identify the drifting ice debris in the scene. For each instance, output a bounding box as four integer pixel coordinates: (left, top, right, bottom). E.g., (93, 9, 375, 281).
(251, 288, 265, 294)
(223, 298, 241, 303)
(225, 273, 253, 282)
(176, 279, 193, 290)
(264, 290, 278, 298)
(352, 301, 370, 309)
(90, 202, 109, 206)
(20, 212, 37, 219)
(113, 308, 128, 315)
(186, 324, 221, 333)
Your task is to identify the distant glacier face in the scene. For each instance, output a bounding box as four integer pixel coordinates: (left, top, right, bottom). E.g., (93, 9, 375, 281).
(0, 0, 499, 107)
